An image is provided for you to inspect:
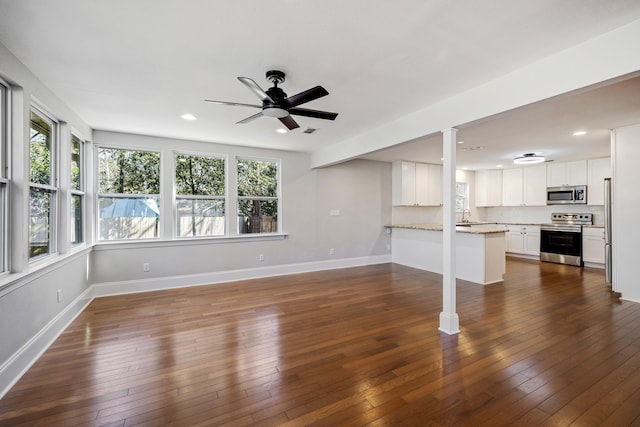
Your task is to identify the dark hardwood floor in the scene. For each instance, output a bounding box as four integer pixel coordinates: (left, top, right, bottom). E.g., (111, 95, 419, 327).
(1, 259, 639, 426)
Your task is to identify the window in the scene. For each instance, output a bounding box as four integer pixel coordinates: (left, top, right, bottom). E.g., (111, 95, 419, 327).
(97, 147, 160, 240)
(175, 153, 226, 237)
(237, 158, 279, 234)
(0, 80, 8, 271)
(456, 182, 469, 213)
(70, 134, 84, 245)
(29, 109, 57, 259)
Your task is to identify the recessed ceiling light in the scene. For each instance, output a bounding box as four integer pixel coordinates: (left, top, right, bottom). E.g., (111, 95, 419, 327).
(440, 157, 444, 161)
(181, 114, 197, 121)
(496, 164, 503, 168)
(276, 128, 287, 134)
(514, 153, 545, 164)
(457, 141, 465, 144)
(573, 130, 587, 136)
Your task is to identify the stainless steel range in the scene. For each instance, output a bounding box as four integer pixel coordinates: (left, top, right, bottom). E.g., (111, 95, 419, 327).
(540, 213, 593, 266)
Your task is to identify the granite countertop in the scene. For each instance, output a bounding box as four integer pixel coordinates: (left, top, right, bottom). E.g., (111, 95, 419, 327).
(386, 223, 508, 234)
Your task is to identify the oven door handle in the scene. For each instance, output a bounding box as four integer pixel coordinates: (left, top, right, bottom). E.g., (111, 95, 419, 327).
(541, 226, 581, 233)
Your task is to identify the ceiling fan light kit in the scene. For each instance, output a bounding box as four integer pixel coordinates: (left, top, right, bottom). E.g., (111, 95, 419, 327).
(513, 152, 545, 164)
(205, 70, 338, 131)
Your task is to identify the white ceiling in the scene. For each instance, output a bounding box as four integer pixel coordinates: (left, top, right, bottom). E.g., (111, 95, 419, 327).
(1, 0, 640, 169)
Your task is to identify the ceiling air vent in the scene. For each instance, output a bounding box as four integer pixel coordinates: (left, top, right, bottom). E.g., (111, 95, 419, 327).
(303, 128, 317, 134)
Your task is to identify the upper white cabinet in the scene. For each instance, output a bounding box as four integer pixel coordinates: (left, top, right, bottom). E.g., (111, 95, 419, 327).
(587, 157, 612, 205)
(547, 160, 587, 187)
(475, 169, 503, 207)
(502, 165, 547, 206)
(392, 161, 442, 206)
(502, 168, 524, 206)
(524, 165, 547, 206)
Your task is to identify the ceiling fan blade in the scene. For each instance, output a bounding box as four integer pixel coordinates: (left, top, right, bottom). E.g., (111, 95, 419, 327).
(204, 100, 262, 108)
(279, 115, 300, 130)
(238, 77, 275, 103)
(237, 112, 264, 124)
(288, 107, 338, 121)
(286, 86, 329, 108)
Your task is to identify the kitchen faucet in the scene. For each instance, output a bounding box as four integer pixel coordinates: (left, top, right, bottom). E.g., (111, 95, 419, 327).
(460, 209, 471, 223)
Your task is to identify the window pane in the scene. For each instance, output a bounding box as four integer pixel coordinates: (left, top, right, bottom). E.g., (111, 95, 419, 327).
(29, 187, 53, 258)
(0, 182, 5, 272)
(237, 159, 277, 197)
(176, 198, 225, 237)
(175, 154, 225, 196)
(456, 182, 468, 212)
(238, 199, 278, 234)
(30, 112, 52, 185)
(71, 194, 83, 244)
(99, 196, 160, 240)
(0, 83, 6, 272)
(71, 135, 82, 191)
(98, 148, 160, 194)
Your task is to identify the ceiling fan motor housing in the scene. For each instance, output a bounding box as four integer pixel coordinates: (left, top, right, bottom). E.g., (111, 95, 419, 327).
(266, 70, 285, 85)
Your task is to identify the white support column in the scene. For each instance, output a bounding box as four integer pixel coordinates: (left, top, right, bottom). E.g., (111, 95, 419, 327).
(439, 128, 460, 335)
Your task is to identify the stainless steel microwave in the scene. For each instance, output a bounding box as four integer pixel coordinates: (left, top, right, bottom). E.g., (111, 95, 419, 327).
(546, 185, 587, 205)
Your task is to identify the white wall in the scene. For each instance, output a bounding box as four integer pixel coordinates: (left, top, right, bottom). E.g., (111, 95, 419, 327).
(0, 41, 94, 397)
(612, 123, 640, 301)
(90, 131, 392, 290)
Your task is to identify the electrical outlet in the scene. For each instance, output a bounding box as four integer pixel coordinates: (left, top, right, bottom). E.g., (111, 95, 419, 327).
(143, 263, 150, 272)
(56, 289, 62, 303)
(329, 248, 335, 255)
(259, 254, 265, 261)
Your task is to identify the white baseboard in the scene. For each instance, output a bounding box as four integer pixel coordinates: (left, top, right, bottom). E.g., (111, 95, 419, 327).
(92, 254, 392, 297)
(0, 287, 94, 400)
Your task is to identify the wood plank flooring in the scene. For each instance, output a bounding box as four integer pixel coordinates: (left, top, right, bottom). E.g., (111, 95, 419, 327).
(1, 259, 640, 426)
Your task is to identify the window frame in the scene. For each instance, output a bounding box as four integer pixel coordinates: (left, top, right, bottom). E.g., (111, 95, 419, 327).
(456, 181, 469, 213)
(236, 156, 281, 235)
(29, 106, 58, 261)
(96, 144, 161, 242)
(173, 151, 228, 239)
(0, 79, 9, 273)
(70, 133, 85, 246)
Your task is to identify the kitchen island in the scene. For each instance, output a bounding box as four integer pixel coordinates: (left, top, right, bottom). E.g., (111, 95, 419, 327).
(387, 223, 508, 285)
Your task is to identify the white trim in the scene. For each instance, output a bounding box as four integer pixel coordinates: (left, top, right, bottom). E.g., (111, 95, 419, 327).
(0, 286, 93, 400)
(92, 254, 391, 297)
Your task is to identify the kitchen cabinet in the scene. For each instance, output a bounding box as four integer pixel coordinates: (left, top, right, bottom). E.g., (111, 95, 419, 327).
(475, 169, 503, 207)
(582, 227, 605, 266)
(502, 165, 547, 206)
(506, 225, 540, 256)
(587, 157, 612, 205)
(392, 161, 442, 206)
(547, 160, 587, 187)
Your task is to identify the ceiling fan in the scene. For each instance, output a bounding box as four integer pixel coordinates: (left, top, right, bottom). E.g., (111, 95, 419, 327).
(205, 70, 338, 130)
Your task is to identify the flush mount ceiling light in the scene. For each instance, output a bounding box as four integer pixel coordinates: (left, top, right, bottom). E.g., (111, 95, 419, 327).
(514, 153, 545, 164)
(180, 113, 197, 121)
(573, 130, 587, 136)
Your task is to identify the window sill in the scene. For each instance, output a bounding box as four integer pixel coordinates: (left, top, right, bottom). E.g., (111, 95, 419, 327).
(92, 233, 289, 251)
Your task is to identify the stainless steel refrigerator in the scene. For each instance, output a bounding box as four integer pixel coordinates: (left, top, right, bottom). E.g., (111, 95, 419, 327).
(604, 177, 613, 286)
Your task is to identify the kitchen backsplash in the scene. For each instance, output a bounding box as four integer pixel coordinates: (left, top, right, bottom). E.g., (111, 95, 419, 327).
(479, 205, 605, 225)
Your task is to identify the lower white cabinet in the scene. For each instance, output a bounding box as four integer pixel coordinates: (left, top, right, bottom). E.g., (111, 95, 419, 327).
(506, 225, 540, 256)
(582, 227, 605, 265)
